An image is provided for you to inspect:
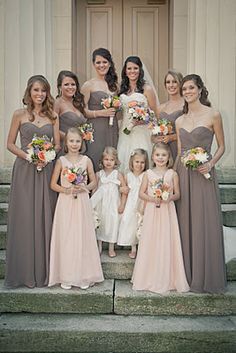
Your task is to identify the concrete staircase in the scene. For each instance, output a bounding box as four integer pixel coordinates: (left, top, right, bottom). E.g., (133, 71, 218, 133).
(0, 167, 236, 353)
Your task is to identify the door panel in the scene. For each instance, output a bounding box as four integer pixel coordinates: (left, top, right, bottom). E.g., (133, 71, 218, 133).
(74, 0, 168, 101)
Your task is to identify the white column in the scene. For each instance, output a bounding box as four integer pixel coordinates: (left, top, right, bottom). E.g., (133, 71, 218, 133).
(0, 0, 54, 167)
(186, 0, 236, 167)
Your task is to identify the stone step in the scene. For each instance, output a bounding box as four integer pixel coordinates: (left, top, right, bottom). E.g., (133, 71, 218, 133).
(0, 225, 6, 249)
(114, 280, 236, 316)
(216, 167, 236, 184)
(220, 184, 236, 204)
(1, 279, 235, 316)
(0, 279, 114, 314)
(222, 204, 236, 227)
(0, 204, 7, 226)
(0, 185, 10, 203)
(0, 168, 12, 184)
(0, 250, 236, 281)
(0, 313, 235, 353)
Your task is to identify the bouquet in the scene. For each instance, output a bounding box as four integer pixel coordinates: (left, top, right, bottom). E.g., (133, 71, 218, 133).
(151, 118, 173, 136)
(123, 101, 155, 135)
(26, 134, 56, 172)
(78, 123, 94, 143)
(181, 147, 211, 179)
(62, 166, 87, 199)
(101, 95, 122, 126)
(150, 178, 171, 207)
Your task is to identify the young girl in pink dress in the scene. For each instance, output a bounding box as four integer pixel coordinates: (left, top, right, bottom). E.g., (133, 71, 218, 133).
(132, 142, 189, 294)
(48, 127, 104, 290)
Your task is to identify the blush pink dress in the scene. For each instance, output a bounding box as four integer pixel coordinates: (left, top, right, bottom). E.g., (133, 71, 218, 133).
(48, 155, 104, 288)
(132, 168, 189, 294)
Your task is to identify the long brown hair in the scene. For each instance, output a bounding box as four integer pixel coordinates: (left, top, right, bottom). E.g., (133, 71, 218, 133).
(22, 75, 56, 122)
(57, 70, 85, 115)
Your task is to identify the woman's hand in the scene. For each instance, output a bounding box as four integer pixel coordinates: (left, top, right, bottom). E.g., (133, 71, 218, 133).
(101, 108, 116, 117)
(197, 161, 213, 175)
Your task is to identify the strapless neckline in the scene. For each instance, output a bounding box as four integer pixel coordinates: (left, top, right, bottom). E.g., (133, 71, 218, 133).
(180, 126, 213, 134)
(21, 122, 52, 129)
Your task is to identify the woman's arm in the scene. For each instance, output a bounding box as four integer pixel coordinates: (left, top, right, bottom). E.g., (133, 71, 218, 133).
(173, 117, 182, 170)
(198, 111, 225, 175)
(7, 110, 28, 160)
(81, 81, 115, 119)
(144, 84, 159, 118)
(170, 171, 180, 202)
(53, 115, 61, 152)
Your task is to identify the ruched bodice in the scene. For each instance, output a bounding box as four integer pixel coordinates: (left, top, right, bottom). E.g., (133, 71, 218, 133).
(20, 122, 54, 152)
(59, 112, 87, 133)
(85, 91, 119, 172)
(179, 126, 214, 155)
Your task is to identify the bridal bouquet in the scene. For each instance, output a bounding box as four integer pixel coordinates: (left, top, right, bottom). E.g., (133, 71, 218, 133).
(78, 123, 94, 143)
(26, 134, 56, 172)
(123, 101, 155, 135)
(181, 147, 211, 179)
(62, 166, 87, 198)
(101, 95, 122, 126)
(151, 118, 173, 136)
(150, 178, 171, 207)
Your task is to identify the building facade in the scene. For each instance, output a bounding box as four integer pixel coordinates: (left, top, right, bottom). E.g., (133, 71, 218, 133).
(0, 0, 235, 167)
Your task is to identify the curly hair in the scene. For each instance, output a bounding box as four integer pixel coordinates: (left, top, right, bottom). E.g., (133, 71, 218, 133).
(180, 74, 211, 113)
(22, 75, 56, 122)
(119, 56, 145, 96)
(92, 48, 118, 92)
(57, 70, 85, 115)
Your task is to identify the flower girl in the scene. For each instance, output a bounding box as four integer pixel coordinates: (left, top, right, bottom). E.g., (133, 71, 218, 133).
(91, 146, 126, 257)
(48, 127, 104, 290)
(117, 149, 149, 258)
(132, 142, 189, 293)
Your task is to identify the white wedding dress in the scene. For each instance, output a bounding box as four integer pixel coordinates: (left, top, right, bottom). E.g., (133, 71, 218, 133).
(117, 92, 152, 173)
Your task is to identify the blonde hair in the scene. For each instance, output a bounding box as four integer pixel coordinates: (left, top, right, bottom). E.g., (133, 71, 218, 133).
(152, 142, 173, 168)
(129, 148, 149, 172)
(99, 146, 120, 169)
(64, 127, 86, 154)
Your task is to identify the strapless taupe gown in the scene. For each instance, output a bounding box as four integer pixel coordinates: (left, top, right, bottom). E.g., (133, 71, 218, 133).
(176, 126, 226, 293)
(5, 122, 57, 288)
(159, 110, 182, 161)
(86, 91, 119, 171)
(58, 111, 87, 157)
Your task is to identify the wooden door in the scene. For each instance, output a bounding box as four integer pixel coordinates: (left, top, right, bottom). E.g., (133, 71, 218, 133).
(73, 0, 169, 101)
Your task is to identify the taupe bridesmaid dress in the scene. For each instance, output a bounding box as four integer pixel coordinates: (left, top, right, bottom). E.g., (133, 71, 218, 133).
(58, 111, 87, 157)
(159, 110, 182, 161)
(86, 91, 119, 171)
(176, 126, 226, 293)
(5, 122, 57, 288)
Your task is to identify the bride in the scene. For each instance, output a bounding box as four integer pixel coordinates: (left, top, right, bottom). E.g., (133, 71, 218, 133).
(117, 56, 159, 173)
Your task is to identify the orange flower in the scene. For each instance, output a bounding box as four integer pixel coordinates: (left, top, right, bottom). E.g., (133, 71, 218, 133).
(38, 151, 46, 162)
(113, 100, 121, 108)
(44, 142, 52, 150)
(154, 189, 162, 197)
(83, 132, 92, 141)
(67, 173, 76, 183)
(128, 101, 138, 108)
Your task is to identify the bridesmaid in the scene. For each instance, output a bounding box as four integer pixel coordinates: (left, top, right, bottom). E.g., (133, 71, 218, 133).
(55, 70, 87, 155)
(81, 48, 119, 171)
(5, 75, 60, 288)
(175, 73, 226, 293)
(152, 69, 184, 161)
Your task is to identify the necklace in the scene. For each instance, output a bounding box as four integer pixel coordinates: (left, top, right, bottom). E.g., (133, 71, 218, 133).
(32, 111, 44, 124)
